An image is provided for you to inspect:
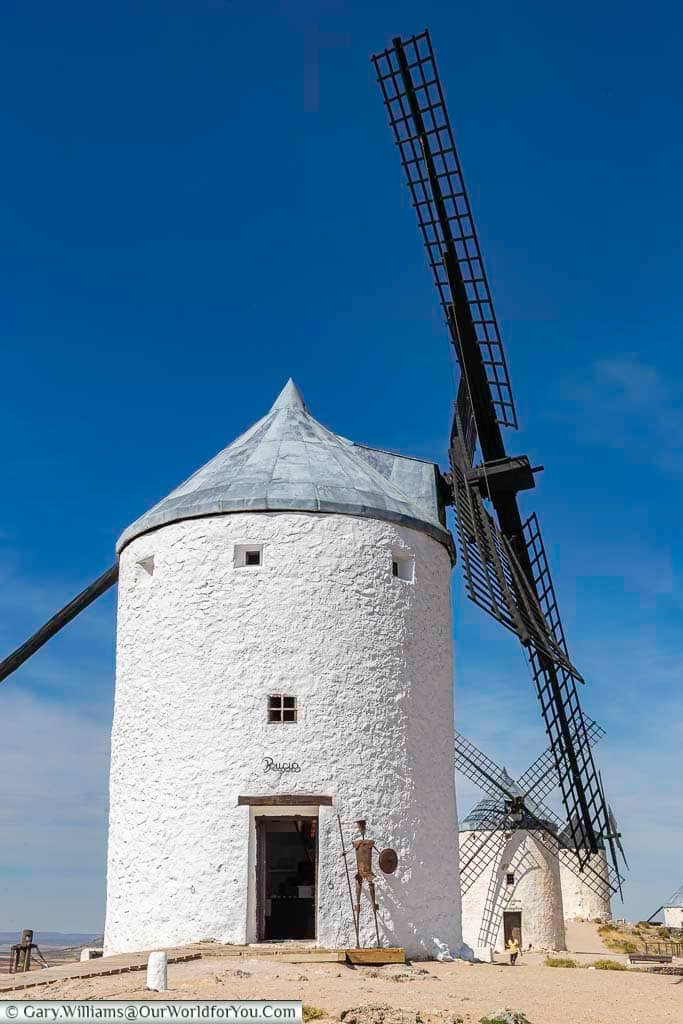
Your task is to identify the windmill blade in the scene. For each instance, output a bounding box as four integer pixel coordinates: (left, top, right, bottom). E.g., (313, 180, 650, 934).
(455, 731, 519, 802)
(456, 730, 576, 846)
(373, 29, 615, 874)
(466, 796, 622, 900)
(516, 800, 623, 899)
(531, 827, 614, 902)
(0, 564, 119, 685)
(458, 794, 619, 900)
(528, 650, 614, 865)
(456, 729, 623, 898)
(453, 377, 478, 464)
(526, 797, 623, 900)
(372, 30, 517, 431)
(608, 805, 630, 870)
(516, 715, 606, 805)
(460, 831, 508, 895)
(459, 819, 492, 867)
(596, 771, 626, 898)
(458, 803, 510, 894)
(522, 512, 569, 654)
(452, 452, 612, 864)
(450, 435, 581, 677)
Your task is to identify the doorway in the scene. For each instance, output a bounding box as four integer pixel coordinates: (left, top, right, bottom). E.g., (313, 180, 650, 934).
(503, 910, 522, 948)
(256, 816, 317, 941)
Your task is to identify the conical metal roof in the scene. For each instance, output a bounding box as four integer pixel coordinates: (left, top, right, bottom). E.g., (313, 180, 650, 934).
(665, 884, 683, 908)
(117, 379, 453, 555)
(460, 770, 557, 834)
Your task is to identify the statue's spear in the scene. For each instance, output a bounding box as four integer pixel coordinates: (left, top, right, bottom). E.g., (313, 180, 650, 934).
(337, 814, 360, 947)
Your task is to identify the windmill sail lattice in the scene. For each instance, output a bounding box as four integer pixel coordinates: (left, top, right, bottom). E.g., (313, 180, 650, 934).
(455, 728, 624, 900)
(449, 431, 581, 676)
(516, 718, 606, 806)
(372, 30, 517, 430)
(372, 28, 625, 884)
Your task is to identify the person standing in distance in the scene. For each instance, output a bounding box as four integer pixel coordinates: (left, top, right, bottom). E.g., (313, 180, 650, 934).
(506, 936, 520, 965)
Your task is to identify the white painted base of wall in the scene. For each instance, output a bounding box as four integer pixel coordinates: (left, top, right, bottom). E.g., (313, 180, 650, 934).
(664, 907, 683, 929)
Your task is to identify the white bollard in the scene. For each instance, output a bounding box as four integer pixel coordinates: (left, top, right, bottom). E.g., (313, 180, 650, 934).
(146, 951, 168, 991)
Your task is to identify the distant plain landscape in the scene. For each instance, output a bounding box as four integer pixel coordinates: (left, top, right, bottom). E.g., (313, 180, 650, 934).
(0, 932, 101, 949)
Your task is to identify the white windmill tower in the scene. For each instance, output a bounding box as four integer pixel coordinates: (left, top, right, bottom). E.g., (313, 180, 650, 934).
(103, 380, 465, 957)
(662, 886, 683, 929)
(454, 725, 622, 958)
(457, 768, 566, 956)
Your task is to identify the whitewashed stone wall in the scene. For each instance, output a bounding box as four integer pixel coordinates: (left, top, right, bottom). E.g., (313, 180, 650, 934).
(105, 511, 464, 958)
(664, 907, 683, 928)
(459, 830, 566, 952)
(560, 851, 611, 922)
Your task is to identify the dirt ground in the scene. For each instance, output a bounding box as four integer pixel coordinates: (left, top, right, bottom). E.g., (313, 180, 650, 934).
(9, 949, 681, 1024)
(564, 920, 615, 957)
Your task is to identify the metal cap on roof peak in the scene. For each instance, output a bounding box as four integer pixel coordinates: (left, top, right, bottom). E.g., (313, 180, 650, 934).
(270, 378, 307, 413)
(117, 380, 453, 556)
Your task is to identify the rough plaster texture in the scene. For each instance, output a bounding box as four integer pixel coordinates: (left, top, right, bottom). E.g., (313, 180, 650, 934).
(459, 830, 566, 952)
(560, 852, 611, 922)
(105, 511, 464, 959)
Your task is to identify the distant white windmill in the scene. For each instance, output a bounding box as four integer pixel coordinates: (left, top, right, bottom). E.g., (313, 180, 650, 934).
(662, 886, 683, 929)
(455, 721, 623, 957)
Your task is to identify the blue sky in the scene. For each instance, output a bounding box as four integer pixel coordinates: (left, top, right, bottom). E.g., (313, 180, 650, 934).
(0, 0, 681, 932)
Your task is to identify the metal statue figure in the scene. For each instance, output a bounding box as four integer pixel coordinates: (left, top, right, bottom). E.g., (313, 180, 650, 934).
(339, 818, 398, 948)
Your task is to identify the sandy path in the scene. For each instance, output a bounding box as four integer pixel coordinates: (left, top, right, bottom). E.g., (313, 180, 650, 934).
(565, 921, 614, 957)
(10, 954, 681, 1024)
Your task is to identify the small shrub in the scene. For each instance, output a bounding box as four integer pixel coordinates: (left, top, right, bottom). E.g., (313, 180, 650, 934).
(610, 939, 639, 954)
(595, 926, 642, 954)
(544, 956, 577, 968)
(480, 1012, 531, 1024)
(590, 960, 627, 971)
(303, 1008, 325, 1022)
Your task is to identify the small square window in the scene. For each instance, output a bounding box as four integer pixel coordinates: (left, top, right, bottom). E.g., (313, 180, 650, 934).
(506, 872, 515, 886)
(391, 553, 414, 582)
(234, 544, 264, 568)
(268, 694, 297, 724)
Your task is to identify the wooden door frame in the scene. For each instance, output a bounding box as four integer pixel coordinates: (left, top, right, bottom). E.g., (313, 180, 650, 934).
(503, 910, 522, 948)
(255, 816, 268, 941)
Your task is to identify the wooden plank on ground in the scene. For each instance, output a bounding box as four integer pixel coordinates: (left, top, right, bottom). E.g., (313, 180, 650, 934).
(267, 952, 346, 963)
(194, 948, 246, 957)
(345, 947, 405, 965)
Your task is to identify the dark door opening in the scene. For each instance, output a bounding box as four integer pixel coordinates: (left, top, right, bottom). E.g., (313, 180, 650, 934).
(256, 816, 317, 941)
(503, 910, 522, 948)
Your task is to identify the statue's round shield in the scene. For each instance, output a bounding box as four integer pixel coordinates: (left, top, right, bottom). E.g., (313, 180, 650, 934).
(379, 848, 398, 874)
